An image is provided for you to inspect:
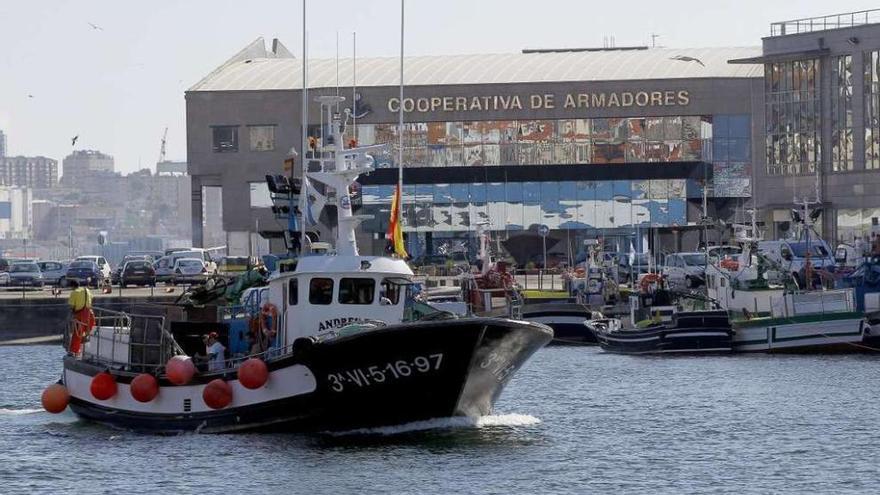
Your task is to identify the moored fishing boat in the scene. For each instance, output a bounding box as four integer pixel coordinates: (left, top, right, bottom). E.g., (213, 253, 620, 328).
(43, 98, 552, 433)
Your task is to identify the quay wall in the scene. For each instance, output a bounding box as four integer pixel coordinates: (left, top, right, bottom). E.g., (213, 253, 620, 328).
(0, 296, 178, 342)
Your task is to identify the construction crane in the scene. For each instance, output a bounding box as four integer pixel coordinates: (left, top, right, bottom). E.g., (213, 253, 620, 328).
(157, 126, 168, 164)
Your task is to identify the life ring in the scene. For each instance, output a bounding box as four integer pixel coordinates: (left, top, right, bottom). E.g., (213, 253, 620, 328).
(640, 273, 663, 293)
(574, 267, 586, 278)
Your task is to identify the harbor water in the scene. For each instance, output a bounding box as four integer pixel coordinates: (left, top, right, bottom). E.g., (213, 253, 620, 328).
(1, 345, 878, 494)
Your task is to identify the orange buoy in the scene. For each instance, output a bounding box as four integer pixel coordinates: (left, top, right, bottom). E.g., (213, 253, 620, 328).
(130, 373, 159, 403)
(237, 358, 269, 390)
(166, 356, 196, 385)
(90, 372, 117, 400)
(203, 379, 233, 409)
(41, 383, 70, 414)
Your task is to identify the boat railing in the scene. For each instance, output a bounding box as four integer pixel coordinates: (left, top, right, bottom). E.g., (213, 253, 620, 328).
(66, 307, 185, 373)
(770, 289, 855, 318)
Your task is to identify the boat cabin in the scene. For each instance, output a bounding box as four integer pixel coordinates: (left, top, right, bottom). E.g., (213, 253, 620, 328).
(266, 254, 414, 345)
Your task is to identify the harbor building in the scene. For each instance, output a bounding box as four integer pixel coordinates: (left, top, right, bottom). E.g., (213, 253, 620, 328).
(186, 10, 880, 258)
(0, 130, 6, 158)
(730, 9, 880, 245)
(0, 187, 32, 239)
(187, 39, 760, 257)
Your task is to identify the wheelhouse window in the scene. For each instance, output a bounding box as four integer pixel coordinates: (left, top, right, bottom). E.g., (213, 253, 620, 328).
(288, 279, 298, 305)
(380, 278, 403, 305)
(338, 278, 375, 305)
(309, 278, 334, 305)
(249, 125, 276, 152)
(212, 126, 239, 153)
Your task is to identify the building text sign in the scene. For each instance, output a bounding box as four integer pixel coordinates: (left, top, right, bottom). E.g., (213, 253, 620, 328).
(387, 90, 690, 114)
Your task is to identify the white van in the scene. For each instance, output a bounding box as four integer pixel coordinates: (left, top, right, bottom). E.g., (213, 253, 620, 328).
(757, 239, 835, 286)
(165, 249, 217, 274)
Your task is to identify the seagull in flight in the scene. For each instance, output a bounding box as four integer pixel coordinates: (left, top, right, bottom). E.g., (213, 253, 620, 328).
(87, 22, 103, 31)
(669, 55, 705, 67)
(27, 94, 34, 98)
(71, 135, 79, 147)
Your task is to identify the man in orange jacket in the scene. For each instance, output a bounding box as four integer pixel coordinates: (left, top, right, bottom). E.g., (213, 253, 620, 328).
(67, 280, 95, 354)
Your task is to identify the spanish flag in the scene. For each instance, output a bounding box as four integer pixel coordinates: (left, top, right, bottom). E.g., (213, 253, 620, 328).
(386, 184, 408, 258)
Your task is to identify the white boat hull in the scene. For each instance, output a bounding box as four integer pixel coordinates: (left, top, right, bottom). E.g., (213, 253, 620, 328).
(733, 316, 865, 352)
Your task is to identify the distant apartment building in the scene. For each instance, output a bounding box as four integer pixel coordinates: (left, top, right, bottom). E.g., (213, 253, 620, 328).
(0, 156, 58, 188)
(62, 150, 115, 186)
(0, 187, 32, 239)
(0, 130, 6, 157)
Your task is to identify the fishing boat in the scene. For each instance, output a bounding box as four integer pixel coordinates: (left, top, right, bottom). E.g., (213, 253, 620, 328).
(585, 275, 733, 354)
(705, 205, 866, 352)
(43, 98, 552, 433)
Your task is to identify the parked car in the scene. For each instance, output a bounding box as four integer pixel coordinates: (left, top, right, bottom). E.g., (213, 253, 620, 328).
(0, 258, 12, 272)
(0, 271, 9, 286)
(111, 255, 152, 284)
(758, 239, 836, 287)
(153, 256, 175, 284)
(75, 255, 112, 280)
(663, 252, 708, 289)
(120, 260, 156, 287)
(8, 261, 44, 288)
(37, 261, 68, 286)
(66, 261, 104, 287)
(171, 258, 208, 285)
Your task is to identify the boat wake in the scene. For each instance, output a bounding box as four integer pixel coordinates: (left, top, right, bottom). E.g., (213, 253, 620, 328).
(329, 414, 541, 436)
(0, 408, 43, 416)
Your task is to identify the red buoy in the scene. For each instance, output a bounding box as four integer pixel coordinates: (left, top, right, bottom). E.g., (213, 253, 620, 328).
(41, 383, 70, 414)
(166, 356, 196, 385)
(130, 373, 160, 403)
(90, 372, 117, 400)
(203, 379, 233, 409)
(237, 358, 269, 390)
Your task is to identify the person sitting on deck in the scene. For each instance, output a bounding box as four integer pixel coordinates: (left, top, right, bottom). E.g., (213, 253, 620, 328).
(67, 280, 95, 355)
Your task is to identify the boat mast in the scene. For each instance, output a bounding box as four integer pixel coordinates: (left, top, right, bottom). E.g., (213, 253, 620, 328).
(299, 0, 309, 253)
(397, 0, 405, 229)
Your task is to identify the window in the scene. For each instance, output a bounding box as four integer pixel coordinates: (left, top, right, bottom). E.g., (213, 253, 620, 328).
(338, 278, 375, 305)
(288, 279, 298, 305)
(249, 182, 273, 208)
(309, 278, 334, 305)
(864, 51, 880, 169)
(249, 125, 276, 152)
(832, 55, 854, 171)
(212, 126, 239, 153)
(380, 278, 402, 304)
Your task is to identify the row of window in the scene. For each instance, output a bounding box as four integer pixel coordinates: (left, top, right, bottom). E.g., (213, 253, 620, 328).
(212, 125, 276, 153)
(287, 277, 401, 306)
(765, 58, 822, 176)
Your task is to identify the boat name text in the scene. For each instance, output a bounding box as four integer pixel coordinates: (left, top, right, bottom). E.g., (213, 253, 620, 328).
(326, 353, 444, 392)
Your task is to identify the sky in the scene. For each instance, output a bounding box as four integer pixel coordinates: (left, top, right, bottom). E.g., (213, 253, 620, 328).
(1, 0, 878, 174)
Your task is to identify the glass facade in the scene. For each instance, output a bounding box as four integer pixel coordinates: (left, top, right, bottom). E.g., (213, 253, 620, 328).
(831, 55, 854, 171)
(360, 179, 688, 234)
(765, 59, 821, 175)
(712, 114, 751, 196)
(837, 208, 880, 244)
(865, 50, 880, 169)
(353, 116, 711, 168)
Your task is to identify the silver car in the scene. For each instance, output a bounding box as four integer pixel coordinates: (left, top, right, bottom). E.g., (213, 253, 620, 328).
(37, 261, 68, 286)
(8, 262, 44, 288)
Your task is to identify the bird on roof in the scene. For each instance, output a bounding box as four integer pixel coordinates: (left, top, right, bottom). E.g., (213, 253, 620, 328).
(71, 135, 79, 147)
(669, 55, 705, 67)
(87, 22, 103, 31)
(27, 94, 34, 98)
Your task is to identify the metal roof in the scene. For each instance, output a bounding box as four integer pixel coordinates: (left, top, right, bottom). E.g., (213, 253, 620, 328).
(189, 39, 762, 92)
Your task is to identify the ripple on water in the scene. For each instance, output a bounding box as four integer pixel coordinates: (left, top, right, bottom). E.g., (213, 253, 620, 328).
(1, 345, 879, 494)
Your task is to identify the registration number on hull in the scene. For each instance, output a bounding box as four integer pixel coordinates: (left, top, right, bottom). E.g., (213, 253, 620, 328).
(326, 353, 443, 392)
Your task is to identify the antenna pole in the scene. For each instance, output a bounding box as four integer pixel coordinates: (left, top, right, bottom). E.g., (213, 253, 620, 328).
(398, 0, 405, 188)
(300, 0, 308, 253)
(351, 31, 357, 143)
